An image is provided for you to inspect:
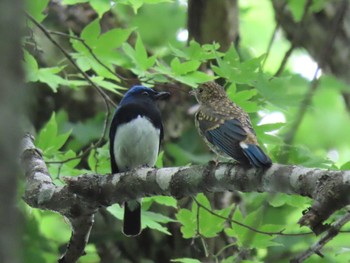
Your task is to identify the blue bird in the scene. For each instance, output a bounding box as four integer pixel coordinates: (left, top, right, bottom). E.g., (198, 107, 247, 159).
(191, 81, 272, 168)
(109, 85, 170, 236)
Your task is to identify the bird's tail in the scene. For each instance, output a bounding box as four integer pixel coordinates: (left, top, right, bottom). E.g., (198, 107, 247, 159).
(242, 144, 272, 168)
(123, 200, 141, 236)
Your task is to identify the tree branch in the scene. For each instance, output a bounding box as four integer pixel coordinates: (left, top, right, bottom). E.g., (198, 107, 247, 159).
(21, 134, 350, 262)
(291, 212, 350, 263)
(21, 134, 98, 262)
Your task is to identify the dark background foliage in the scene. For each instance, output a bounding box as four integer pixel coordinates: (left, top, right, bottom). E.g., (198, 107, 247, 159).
(3, 0, 350, 262)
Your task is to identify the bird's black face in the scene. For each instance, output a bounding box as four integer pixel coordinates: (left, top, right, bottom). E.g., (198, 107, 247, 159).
(152, 90, 171, 100)
(122, 86, 170, 103)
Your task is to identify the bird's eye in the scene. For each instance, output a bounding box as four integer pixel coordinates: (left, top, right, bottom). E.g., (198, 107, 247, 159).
(142, 91, 149, 96)
(198, 88, 203, 93)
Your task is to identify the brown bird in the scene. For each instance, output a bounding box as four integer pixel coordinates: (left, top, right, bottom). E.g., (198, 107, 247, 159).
(191, 81, 272, 168)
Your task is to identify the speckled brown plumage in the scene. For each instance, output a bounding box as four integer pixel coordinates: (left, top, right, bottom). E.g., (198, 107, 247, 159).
(192, 81, 272, 168)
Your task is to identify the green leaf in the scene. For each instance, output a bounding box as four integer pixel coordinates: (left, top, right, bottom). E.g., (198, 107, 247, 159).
(118, 0, 144, 13)
(90, 76, 124, 94)
(160, 68, 215, 87)
(24, 50, 39, 82)
(143, 196, 177, 208)
(90, 0, 112, 17)
(176, 194, 230, 238)
(37, 67, 68, 92)
(255, 75, 302, 108)
(225, 208, 282, 249)
(169, 41, 222, 61)
(171, 258, 201, 263)
(142, 210, 176, 235)
(176, 207, 195, 238)
(135, 35, 156, 70)
(135, 34, 149, 63)
(73, 53, 121, 81)
(166, 143, 211, 165)
(88, 144, 110, 174)
(83, 244, 100, 262)
(53, 131, 72, 152)
(107, 204, 123, 220)
(39, 213, 71, 243)
(227, 87, 259, 113)
(170, 58, 201, 75)
(46, 150, 82, 178)
(341, 161, 350, 170)
(268, 193, 310, 208)
(107, 204, 175, 234)
(97, 28, 134, 50)
(36, 112, 72, 158)
(123, 35, 156, 74)
(36, 113, 58, 151)
(74, 25, 134, 77)
(235, 89, 257, 101)
(155, 151, 164, 168)
(24, 51, 67, 91)
(118, 0, 173, 14)
(26, 0, 50, 23)
(288, 0, 307, 22)
(81, 19, 100, 46)
(213, 45, 264, 85)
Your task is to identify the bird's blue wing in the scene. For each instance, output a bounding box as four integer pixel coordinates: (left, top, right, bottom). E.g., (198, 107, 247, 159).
(205, 120, 272, 168)
(205, 119, 247, 158)
(207, 119, 246, 141)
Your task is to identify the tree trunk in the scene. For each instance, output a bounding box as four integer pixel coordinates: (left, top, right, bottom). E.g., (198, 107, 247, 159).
(0, 0, 25, 262)
(188, 0, 239, 51)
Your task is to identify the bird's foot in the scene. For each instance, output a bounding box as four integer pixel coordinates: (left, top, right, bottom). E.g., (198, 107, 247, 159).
(141, 164, 152, 168)
(208, 159, 220, 166)
(210, 155, 235, 166)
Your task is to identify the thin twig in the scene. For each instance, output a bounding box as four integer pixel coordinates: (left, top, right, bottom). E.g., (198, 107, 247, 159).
(214, 242, 237, 259)
(273, 0, 313, 77)
(25, 12, 116, 108)
(262, 24, 279, 69)
(192, 197, 312, 237)
(279, 0, 348, 163)
(273, 44, 296, 77)
(48, 30, 129, 82)
(47, 109, 110, 165)
(291, 212, 350, 263)
(192, 197, 210, 258)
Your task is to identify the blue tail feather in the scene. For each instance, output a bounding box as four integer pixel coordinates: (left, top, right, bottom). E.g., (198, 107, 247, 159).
(242, 144, 272, 168)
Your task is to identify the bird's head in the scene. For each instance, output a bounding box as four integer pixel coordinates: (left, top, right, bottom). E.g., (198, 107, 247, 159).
(190, 81, 227, 104)
(121, 85, 170, 104)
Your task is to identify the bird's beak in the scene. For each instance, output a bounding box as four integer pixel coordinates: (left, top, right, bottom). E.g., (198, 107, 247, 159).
(154, 91, 171, 100)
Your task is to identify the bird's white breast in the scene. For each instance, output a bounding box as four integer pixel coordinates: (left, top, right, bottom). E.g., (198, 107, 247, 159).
(113, 115, 160, 172)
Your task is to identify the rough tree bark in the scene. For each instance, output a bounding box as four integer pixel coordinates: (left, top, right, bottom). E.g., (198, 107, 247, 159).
(21, 134, 350, 263)
(0, 0, 24, 263)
